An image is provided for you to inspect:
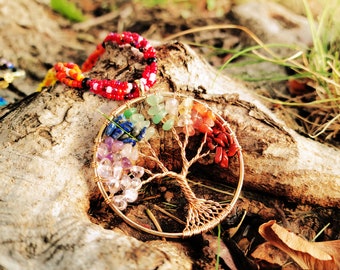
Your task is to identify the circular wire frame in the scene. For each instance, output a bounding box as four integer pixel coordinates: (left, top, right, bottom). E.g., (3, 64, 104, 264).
(93, 92, 244, 238)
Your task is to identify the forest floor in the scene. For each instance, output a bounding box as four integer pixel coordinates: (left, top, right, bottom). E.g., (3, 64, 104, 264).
(1, 1, 339, 269)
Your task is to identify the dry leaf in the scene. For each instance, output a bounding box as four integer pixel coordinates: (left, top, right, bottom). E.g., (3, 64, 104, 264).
(259, 220, 340, 270)
(251, 242, 290, 266)
(203, 234, 238, 270)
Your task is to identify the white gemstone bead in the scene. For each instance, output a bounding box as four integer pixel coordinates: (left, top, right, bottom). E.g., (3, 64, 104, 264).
(97, 158, 112, 178)
(106, 178, 120, 194)
(97, 142, 109, 160)
(123, 189, 138, 203)
(120, 144, 133, 158)
(140, 78, 147, 86)
(130, 147, 139, 161)
(130, 166, 144, 178)
(165, 98, 179, 115)
(65, 68, 71, 76)
(129, 177, 142, 190)
(149, 73, 156, 83)
(112, 195, 127, 210)
(120, 175, 132, 190)
(126, 83, 133, 93)
(143, 126, 157, 141)
(112, 165, 123, 180)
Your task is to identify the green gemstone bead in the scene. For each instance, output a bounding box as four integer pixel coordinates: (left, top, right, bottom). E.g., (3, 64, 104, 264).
(152, 110, 167, 124)
(130, 113, 144, 123)
(146, 94, 163, 106)
(148, 104, 165, 116)
(124, 107, 138, 118)
(162, 118, 174, 130)
(144, 126, 157, 140)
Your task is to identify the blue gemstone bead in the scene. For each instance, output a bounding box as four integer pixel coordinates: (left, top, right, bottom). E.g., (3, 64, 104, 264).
(111, 128, 124, 139)
(121, 138, 137, 146)
(114, 114, 126, 123)
(120, 121, 134, 132)
(105, 122, 117, 136)
(136, 126, 147, 140)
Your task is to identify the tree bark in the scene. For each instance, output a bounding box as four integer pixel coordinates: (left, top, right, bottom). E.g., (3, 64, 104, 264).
(0, 40, 339, 269)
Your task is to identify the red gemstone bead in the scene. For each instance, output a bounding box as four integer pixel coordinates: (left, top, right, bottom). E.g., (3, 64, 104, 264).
(214, 146, 223, 164)
(227, 143, 238, 157)
(198, 123, 213, 134)
(215, 120, 226, 132)
(217, 133, 229, 145)
(213, 137, 225, 147)
(220, 153, 229, 168)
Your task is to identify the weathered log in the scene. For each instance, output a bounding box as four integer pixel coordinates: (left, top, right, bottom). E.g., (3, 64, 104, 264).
(155, 42, 339, 207)
(0, 40, 339, 269)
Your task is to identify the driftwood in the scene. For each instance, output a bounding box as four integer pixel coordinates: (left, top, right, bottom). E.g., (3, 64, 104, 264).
(0, 40, 339, 269)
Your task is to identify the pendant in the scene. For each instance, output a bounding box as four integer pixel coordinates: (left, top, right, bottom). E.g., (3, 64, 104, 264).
(93, 92, 244, 238)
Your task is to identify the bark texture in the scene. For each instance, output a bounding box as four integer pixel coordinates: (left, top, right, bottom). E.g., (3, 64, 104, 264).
(0, 39, 339, 269)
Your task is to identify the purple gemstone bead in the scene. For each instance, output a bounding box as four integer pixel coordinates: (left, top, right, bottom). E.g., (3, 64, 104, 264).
(105, 153, 114, 161)
(104, 136, 114, 148)
(112, 140, 124, 153)
(121, 157, 132, 169)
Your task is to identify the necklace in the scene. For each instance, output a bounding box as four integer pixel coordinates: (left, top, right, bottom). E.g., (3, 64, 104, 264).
(40, 32, 244, 237)
(39, 32, 157, 100)
(0, 58, 26, 106)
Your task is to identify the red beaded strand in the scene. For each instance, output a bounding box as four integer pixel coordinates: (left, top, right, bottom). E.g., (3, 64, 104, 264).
(53, 32, 157, 100)
(81, 43, 106, 72)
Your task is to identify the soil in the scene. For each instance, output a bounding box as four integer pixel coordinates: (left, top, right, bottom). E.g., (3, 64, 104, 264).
(1, 1, 339, 269)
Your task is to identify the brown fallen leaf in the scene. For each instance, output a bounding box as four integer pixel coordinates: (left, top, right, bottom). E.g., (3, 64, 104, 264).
(259, 220, 340, 270)
(251, 242, 291, 267)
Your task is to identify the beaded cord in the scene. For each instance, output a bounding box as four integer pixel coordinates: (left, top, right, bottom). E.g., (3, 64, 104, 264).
(0, 58, 26, 106)
(0, 58, 26, 89)
(36, 68, 57, 92)
(44, 32, 157, 101)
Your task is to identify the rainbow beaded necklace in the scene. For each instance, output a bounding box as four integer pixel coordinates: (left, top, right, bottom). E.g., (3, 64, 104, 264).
(38, 31, 244, 237)
(39, 32, 157, 101)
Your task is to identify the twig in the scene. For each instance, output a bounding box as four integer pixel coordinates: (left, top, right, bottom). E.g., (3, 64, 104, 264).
(145, 208, 165, 241)
(153, 205, 186, 225)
